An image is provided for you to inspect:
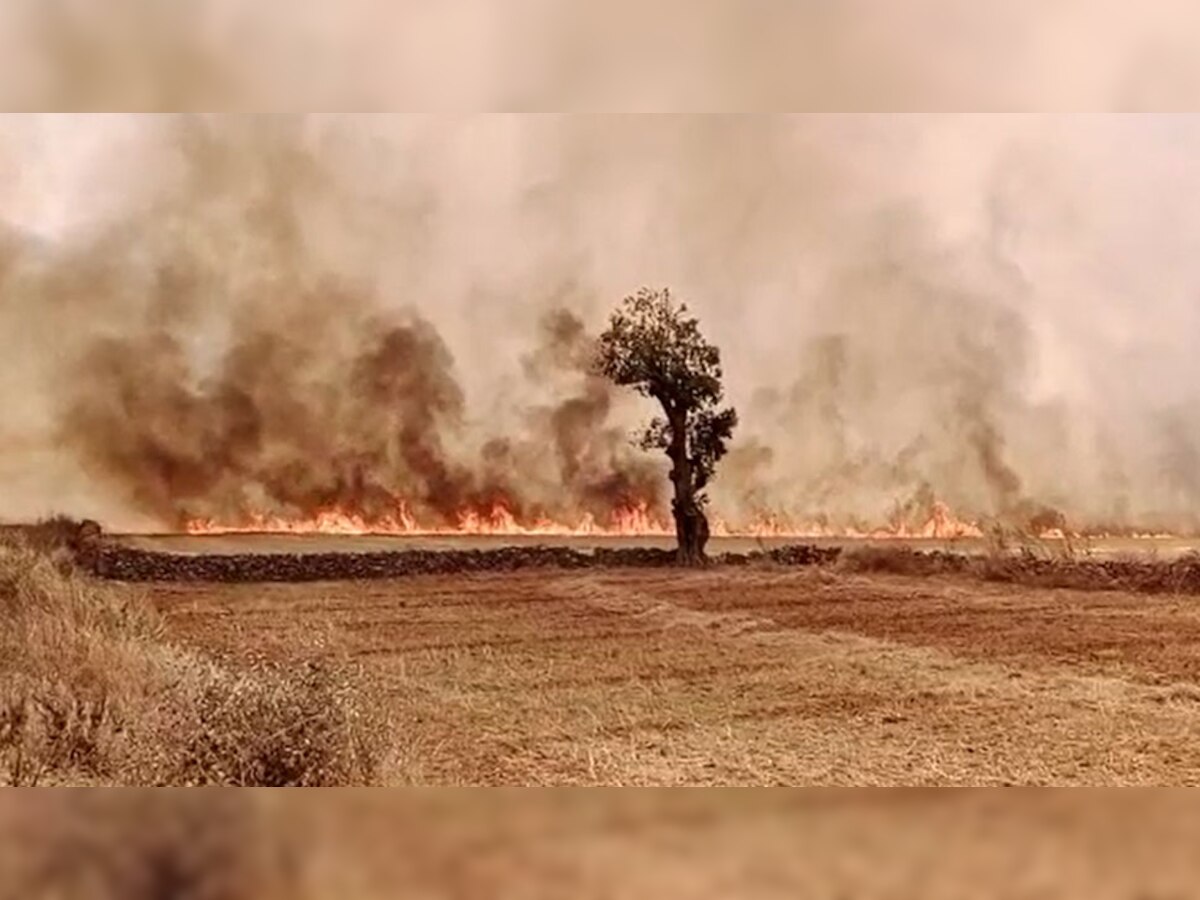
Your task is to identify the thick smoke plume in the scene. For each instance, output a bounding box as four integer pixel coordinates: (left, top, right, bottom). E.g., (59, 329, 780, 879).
(3, 115, 1200, 534)
(0, 117, 667, 530)
(62, 297, 662, 529)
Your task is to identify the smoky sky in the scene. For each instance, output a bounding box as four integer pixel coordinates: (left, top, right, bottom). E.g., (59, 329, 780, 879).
(2, 114, 1200, 532)
(1, 0, 1199, 110)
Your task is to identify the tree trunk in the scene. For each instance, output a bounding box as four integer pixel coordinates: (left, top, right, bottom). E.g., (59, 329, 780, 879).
(673, 497, 710, 566)
(667, 409, 707, 566)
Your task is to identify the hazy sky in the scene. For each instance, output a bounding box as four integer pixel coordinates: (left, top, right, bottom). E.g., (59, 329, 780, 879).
(1, 1, 1200, 110)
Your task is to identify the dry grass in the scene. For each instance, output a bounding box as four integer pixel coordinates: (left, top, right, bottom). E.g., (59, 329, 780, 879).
(0, 531, 388, 786)
(838, 541, 1200, 595)
(838, 544, 971, 577)
(5, 514, 98, 555)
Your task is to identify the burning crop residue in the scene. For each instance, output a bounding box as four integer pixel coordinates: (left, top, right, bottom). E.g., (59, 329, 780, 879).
(8, 116, 1200, 540)
(67, 299, 672, 538)
(184, 499, 674, 538)
(182, 496, 991, 540)
(179, 491, 1183, 542)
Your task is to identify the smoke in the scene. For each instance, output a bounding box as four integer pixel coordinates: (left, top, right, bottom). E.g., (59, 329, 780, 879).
(513, 308, 665, 519)
(4, 114, 1200, 533)
(61, 295, 662, 529)
(65, 304, 463, 527)
(1, 0, 1199, 110)
(0, 118, 664, 528)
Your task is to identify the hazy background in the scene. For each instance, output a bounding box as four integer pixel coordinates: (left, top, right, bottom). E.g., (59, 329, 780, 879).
(1, 0, 1199, 110)
(2, 114, 1200, 533)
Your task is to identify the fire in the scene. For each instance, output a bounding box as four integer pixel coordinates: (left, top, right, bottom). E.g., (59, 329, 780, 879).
(707, 501, 985, 540)
(185, 500, 675, 538)
(184, 498, 992, 540)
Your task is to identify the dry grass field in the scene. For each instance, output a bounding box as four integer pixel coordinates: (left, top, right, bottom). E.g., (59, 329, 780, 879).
(9, 530, 1200, 896)
(11, 520, 1200, 787)
(150, 563, 1200, 786)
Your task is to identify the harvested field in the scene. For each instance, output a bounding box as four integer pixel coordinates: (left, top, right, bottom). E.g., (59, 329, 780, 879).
(144, 562, 1200, 786)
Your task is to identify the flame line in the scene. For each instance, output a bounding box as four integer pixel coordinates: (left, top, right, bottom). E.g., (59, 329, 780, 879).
(184, 500, 996, 540)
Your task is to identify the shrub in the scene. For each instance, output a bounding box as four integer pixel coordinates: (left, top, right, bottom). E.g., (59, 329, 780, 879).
(0, 534, 387, 786)
(837, 545, 970, 577)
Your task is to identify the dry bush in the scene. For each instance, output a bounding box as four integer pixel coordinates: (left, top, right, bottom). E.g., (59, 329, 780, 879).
(0, 534, 388, 786)
(838, 539, 1200, 596)
(837, 545, 970, 577)
(982, 522, 1096, 564)
(16, 514, 95, 555)
(175, 659, 386, 787)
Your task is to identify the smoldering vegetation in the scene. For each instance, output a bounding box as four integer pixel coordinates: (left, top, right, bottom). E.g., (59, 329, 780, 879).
(4, 115, 1200, 535)
(716, 212, 1070, 536)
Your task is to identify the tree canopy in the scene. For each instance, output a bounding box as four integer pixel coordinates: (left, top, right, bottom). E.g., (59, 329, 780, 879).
(595, 287, 737, 563)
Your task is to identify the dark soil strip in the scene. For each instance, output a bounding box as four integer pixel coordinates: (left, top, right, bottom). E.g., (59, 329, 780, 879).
(21, 518, 1200, 594)
(89, 543, 839, 583)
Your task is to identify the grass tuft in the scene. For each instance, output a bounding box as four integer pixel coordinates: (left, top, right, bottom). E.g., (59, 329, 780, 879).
(0, 531, 388, 786)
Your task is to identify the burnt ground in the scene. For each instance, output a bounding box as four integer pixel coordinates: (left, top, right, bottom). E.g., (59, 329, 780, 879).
(137, 564, 1200, 786)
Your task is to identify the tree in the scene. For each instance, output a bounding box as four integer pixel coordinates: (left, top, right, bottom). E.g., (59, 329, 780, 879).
(595, 288, 738, 565)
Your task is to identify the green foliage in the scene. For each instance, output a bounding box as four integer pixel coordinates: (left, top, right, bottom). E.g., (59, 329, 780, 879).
(596, 288, 738, 504)
(688, 406, 739, 491)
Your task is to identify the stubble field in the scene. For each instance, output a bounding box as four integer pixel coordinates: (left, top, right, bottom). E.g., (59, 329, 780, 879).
(141, 553, 1200, 786)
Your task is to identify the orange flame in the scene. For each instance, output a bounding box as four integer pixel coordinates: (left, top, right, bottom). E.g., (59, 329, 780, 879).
(185, 500, 675, 538)
(184, 499, 995, 540)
